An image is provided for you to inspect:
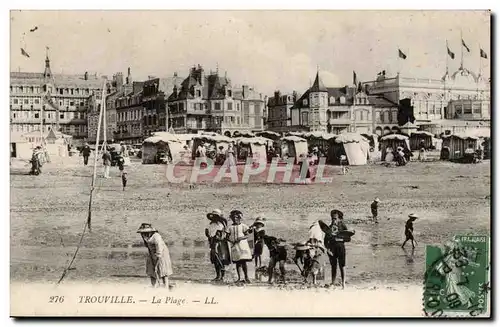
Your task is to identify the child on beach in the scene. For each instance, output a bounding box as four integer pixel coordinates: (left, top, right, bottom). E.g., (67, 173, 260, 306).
(227, 210, 253, 283)
(121, 172, 128, 191)
(371, 198, 380, 223)
(402, 214, 418, 249)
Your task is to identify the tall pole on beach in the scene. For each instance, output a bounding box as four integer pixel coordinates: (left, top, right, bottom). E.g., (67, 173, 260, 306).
(87, 79, 106, 232)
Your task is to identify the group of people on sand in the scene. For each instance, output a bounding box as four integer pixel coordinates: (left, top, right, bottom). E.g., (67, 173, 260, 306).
(135, 206, 419, 289)
(196, 142, 237, 167)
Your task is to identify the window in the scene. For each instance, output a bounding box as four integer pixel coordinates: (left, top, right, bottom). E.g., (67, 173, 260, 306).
(13, 113, 17, 119)
(59, 89, 63, 95)
(24, 99, 29, 104)
(60, 113, 64, 119)
(330, 96, 335, 104)
(228, 90, 232, 97)
(392, 111, 397, 122)
(463, 103, 472, 114)
(34, 112, 39, 119)
(227, 102, 233, 110)
(70, 101, 74, 106)
(196, 90, 201, 97)
(303, 99, 308, 106)
(237, 103, 240, 110)
(380, 112, 385, 123)
(237, 117, 240, 124)
(214, 102, 221, 110)
(35, 99, 39, 104)
(340, 96, 346, 104)
(14, 99, 18, 104)
(302, 112, 309, 125)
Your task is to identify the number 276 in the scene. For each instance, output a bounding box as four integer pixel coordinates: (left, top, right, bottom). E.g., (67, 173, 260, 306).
(49, 296, 64, 303)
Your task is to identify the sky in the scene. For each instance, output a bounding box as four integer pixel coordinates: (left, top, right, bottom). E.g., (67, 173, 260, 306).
(10, 10, 491, 95)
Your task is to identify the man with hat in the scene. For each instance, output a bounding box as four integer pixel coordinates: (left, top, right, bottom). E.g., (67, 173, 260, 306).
(319, 209, 352, 289)
(137, 223, 173, 288)
(250, 216, 266, 269)
(227, 210, 253, 283)
(371, 198, 380, 223)
(80, 142, 91, 166)
(402, 214, 418, 249)
(205, 209, 231, 282)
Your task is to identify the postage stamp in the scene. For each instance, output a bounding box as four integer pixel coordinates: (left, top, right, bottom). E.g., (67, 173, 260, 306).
(423, 236, 490, 317)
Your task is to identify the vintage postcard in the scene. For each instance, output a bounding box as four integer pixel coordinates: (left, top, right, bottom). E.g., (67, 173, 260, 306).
(9, 10, 491, 317)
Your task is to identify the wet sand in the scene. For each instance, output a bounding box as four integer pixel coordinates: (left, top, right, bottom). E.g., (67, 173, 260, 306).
(10, 158, 490, 287)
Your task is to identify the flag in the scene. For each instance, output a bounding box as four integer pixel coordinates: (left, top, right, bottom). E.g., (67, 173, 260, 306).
(353, 71, 358, 86)
(398, 49, 407, 60)
(480, 48, 488, 59)
(462, 39, 470, 52)
(447, 46, 455, 59)
(20, 48, 30, 58)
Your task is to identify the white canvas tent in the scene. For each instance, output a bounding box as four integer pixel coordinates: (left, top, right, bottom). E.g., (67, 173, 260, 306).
(142, 133, 183, 164)
(280, 135, 308, 163)
(328, 133, 369, 165)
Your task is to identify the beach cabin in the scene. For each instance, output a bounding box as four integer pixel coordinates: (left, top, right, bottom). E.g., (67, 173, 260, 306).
(11, 129, 71, 160)
(191, 133, 232, 161)
(379, 134, 411, 161)
(279, 135, 308, 164)
(303, 132, 336, 154)
(440, 134, 480, 161)
(234, 137, 270, 164)
(409, 131, 435, 150)
(142, 133, 183, 164)
(327, 133, 369, 165)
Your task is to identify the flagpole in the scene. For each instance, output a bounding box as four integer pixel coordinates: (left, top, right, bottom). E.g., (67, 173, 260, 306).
(460, 30, 464, 70)
(478, 43, 482, 77)
(397, 46, 400, 76)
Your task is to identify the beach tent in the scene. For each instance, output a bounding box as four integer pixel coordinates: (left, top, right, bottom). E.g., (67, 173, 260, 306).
(327, 133, 369, 165)
(379, 134, 411, 161)
(234, 137, 271, 163)
(279, 135, 308, 163)
(409, 131, 435, 150)
(12, 129, 70, 160)
(191, 133, 233, 160)
(303, 132, 336, 153)
(440, 134, 480, 161)
(142, 133, 183, 164)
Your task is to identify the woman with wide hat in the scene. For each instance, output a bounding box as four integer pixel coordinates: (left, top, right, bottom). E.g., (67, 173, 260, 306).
(205, 209, 231, 282)
(227, 210, 253, 283)
(137, 223, 173, 288)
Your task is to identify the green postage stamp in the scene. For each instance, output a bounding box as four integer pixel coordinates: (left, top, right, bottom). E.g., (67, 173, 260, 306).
(424, 236, 490, 317)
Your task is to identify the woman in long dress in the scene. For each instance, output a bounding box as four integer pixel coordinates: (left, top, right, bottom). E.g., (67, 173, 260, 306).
(205, 209, 231, 282)
(227, 210, 253, 283)
(225, 143, 237, 168)
(137, 223, 173, 288)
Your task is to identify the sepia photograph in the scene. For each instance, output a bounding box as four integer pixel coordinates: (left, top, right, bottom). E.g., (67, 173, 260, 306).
(9, 9, 491, 317)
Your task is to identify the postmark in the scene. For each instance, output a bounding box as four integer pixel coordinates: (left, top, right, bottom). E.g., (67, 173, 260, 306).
(423, 236, 490, 317)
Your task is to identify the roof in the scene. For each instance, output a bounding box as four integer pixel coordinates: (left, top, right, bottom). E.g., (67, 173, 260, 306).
(310, 71, 328, 92)
(281, 135, 307, 143)
(303, 131, 336, 140)
(193, 133, 232, 143)
(234, 137, 271, 145)
(256, 131, 281, 138)
(10, 71, 103, 89)
(401, 122, 418, 128)
(168, 66, 231, 101)
(442, 134, 479, 140)
(367, 96, 398, 107)
(380, 134, 409, 141)
(143, 135, 181, 144)
(334, 133, 367, 144)
(411, 131, 434, 137)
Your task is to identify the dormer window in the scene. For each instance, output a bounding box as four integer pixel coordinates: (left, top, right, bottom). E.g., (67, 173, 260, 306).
(340, 96, 346, 104)
(227, 90, 232, 97)
(330, 96, 335, 104)
(303, 99, 308, 106)
(196, 90, 201, 97)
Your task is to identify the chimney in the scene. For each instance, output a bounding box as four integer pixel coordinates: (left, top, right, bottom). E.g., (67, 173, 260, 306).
(84, 72, 88, 80)
(242, 85, 249, 99)
(274, 90, 281, 100)
(173, 72, 178, 77)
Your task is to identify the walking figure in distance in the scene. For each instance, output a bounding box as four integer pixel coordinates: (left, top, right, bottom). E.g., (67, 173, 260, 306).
(81, 142, 91, 166)
(402, 213, 418, 249)
(371, 198, 380, 223)
(121, 172, 127, 191)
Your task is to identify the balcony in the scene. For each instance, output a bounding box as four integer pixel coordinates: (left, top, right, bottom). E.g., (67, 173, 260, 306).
(327, 106, 350, 112)
(328, 118, 352, 126)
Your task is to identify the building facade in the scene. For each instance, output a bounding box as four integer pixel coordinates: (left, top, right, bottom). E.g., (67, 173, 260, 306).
(142, 75, 184, 136)
(290, 72, 398, 135)
(168, 65, 257, 136)
(363, 67, 490, 135)
(115, 81, 144, 144)
(266, 91, 298, 133)
(10, 55, 102, 145)
(233, 85, 266, 132)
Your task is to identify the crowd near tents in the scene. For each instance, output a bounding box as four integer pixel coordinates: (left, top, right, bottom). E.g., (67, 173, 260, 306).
(11, 127, 491, 166)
